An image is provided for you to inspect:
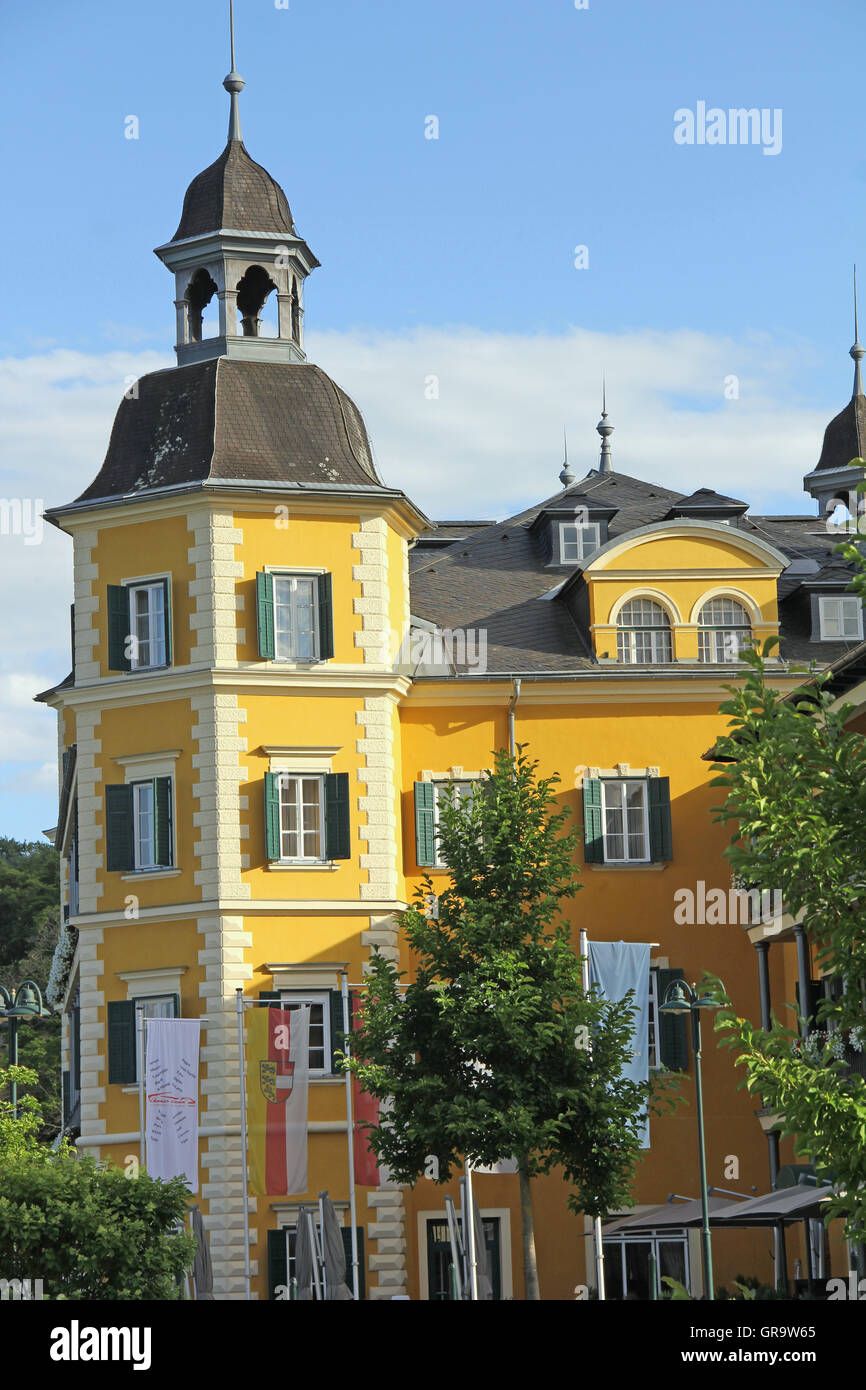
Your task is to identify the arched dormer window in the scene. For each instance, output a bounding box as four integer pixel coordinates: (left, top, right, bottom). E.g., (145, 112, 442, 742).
(616, 599, 672, 664)
(697, 597, 752, 662)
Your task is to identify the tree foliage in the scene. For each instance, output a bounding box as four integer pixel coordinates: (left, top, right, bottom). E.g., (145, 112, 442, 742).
(0, 1065, 195, 1299)
(710, 634, 866, 1240)
(347, 747, 668, 1220)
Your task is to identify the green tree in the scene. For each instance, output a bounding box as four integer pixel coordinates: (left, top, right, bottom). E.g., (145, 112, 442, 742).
(0, 1065, 196, 1299)
(347, 747, 666, 1299)
(0, 838, 62, 1139)
(709, 638, 866, 1240)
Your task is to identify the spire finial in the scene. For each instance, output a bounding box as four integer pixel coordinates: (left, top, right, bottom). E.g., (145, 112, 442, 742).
(851, 264, 865, 398)
(596, 377, 614, 473)
(559, 426, 574, 486)
(223, 0, 245, 143)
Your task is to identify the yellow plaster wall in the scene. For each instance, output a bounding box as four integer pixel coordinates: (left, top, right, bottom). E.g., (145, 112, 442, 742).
(91, 514, 197, 675)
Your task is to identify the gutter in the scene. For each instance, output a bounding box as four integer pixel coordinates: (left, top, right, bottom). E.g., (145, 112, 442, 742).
(508, 677, 521, 756)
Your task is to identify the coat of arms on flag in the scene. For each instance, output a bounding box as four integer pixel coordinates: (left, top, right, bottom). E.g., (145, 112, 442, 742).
(247, 1004, 310, 1196)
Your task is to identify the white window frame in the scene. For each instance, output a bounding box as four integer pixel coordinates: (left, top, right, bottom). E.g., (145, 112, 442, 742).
(818, 595, 863, 641)
(602, 1228, 691, 1299)
(135, 991, 180, 1077)
(601, 779, 650, 865)
(278, 772, 326, 864)
(273, 573, 319, 663)
(127, 580, 168, 671)
(648, 970, 661, 1070)
(277, 990, 331, 1075)
(697, 598, 752, 664)
(559, 521, 601, 564)
(432, 779, 479, 868)
(132, 779, 157, 871)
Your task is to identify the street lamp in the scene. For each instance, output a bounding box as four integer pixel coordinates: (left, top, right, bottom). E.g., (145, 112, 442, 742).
(659, 978, 720, 1301)
(0, 980, 50, 1119)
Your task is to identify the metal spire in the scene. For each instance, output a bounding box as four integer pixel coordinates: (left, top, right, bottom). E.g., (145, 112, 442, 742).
(851, 264, 864, 398)
(559, 426, 574, 486)
(223, 0, 245, 143)
(597, 377, 614, 473)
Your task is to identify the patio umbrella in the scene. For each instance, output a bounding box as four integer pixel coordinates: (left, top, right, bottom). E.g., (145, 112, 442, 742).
(602, 1194, 743, 1234)
(295, 1206, 316, 1300)
(189, 1205, 214, 1300)
(320, 1194, 353, 1301)
(708, 1184, 835, 1227)
(471, 1198, 494, 1301)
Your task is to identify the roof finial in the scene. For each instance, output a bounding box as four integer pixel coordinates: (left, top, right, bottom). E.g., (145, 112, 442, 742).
(851, 263, 864, 398)
(597, 376, 614, 473)
(559, 425, 574, 486)
(223, 0, 245, 143)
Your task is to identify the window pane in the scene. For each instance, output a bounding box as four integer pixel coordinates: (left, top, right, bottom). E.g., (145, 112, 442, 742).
(602, 1244, 625, 1301)
(281, 998, 327, 1070)
(150, 586, 166, 665)
(135, 782, 154, 867)
(659, 1240, 687, 1287)
(624, 1241, 652, 1300)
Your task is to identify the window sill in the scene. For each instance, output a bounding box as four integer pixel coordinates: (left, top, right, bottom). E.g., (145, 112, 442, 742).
(121, 868, 181, 880)
(267, 862, 338, 871)
(125, 665, 172, 675)
(589, 862, 669, 872)
(311, 1075, 346, 1086)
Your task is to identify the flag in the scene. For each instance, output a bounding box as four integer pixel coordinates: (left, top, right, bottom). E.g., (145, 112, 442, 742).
(588, 940, 651, 1148)
(247, 1005, 310, 1195)
(352, 1076, 381, 1187)
(145, 1018, 200, 1190)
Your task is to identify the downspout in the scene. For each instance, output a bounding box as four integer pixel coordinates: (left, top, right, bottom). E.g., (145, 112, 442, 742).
(508, 677, 521, 757)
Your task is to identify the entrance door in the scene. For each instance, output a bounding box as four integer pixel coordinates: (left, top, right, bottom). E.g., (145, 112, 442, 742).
(426, 1216, 501, 1300)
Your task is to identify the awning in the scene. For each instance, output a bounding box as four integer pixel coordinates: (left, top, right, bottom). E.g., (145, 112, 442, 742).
(709, 1184, 835, 1227)
(602, 1195, 743, 1234)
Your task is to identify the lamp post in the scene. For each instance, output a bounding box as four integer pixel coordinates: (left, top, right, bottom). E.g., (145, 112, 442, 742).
(659, 979, 719, 1301)
(0, 980, 50, 1119)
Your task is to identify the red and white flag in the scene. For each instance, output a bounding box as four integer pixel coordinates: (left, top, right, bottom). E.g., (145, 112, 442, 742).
(247, 1005, 310, 1195)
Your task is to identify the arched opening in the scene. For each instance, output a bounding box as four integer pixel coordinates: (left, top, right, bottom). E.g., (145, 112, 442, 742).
(291, 276, 301, 342)
(186, 268, 218, 342)
(236, 265, 278, 338)
(616, 598, 672, 664)
(697, 596, 752, 662)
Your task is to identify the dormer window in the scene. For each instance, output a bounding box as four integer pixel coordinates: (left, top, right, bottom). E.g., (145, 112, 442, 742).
(818, 595, 863, 641)
(559, 521, 601, 564)
(616, 599, 672, 663)
(697, 597, 752, 662)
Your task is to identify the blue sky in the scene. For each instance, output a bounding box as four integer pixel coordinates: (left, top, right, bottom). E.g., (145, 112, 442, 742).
(1, 0, 865, 840)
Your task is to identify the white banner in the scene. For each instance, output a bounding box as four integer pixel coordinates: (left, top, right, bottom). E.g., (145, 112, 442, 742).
(145, 1018, 200, 1191)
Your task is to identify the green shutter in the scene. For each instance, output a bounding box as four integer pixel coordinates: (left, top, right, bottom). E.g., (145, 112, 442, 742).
(161, 578, 172, 666)
(72, 1000, 81, 1092)
(648, 777, 673, 862)
(58, 744, 78, 847)
(317, 572, 334, 659)
(105, 784, 134, 872)
(62, 1070, 70, 1126)
(657, 968, 689, 1071)
(264, 772, 281, 861)
(70, 602, 76, 682)
(107, 585, 131, 672)
(414, 781, 435, 867)
(154, 776, 173, 867)
(324, 772, 351, 860)
(256, 572, 276, 659)
(107, 1000, 137, 1084)
(259, 991, 281, 1007)
(341, 1227, 365, 1299)
(329, 989, 347, 1072)
(583, 778, 604, 863)
(268, 1228, 290, 1300)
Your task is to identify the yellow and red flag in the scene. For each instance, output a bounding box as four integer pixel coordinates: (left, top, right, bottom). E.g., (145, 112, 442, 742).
(246, 1005, 310, 1195)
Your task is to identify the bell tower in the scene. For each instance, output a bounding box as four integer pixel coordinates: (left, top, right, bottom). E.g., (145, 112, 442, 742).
(153, 4, 319, 366)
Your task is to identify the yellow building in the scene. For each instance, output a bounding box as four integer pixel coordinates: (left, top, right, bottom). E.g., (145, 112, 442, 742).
(37, 62, 866, 1300)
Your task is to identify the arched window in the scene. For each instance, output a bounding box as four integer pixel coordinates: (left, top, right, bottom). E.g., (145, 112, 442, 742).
(186, 268, 218, 343)
(236, 265, 278, 337)
(616, 599, 672, 664)
(697, 597, 752, 662)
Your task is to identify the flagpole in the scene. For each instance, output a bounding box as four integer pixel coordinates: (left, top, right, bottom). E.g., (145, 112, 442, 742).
(580, 927, 607, 1301)
(236, 988, 252, 1301)
(317, 1193, 328, 1300)
(136, 1005, 145, 1173)
(341, 970, 360, 1300)
(464, 1158, 480, 1300)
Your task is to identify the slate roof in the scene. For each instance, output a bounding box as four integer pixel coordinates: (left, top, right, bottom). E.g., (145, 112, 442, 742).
(170, 140, 295, 242)
(409, 471, 863, 675)
(74, 358, 386, 504)
(815, 393, 866, 471)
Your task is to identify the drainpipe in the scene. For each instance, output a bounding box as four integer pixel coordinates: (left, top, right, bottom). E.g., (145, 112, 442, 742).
(508, 678, 521, 758)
